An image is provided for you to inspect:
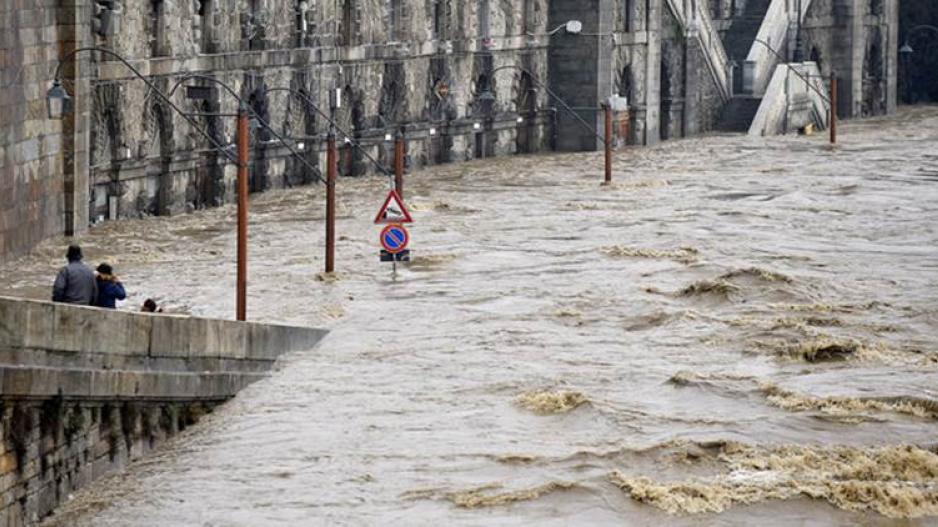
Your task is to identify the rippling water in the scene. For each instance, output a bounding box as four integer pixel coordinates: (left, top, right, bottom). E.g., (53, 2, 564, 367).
(4, 107, 938, 526)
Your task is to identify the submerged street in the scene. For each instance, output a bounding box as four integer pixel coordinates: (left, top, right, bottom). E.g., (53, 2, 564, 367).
(4, 107, 938, 525)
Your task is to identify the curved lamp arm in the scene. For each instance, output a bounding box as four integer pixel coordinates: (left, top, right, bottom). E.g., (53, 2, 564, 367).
(50, 47, 238, 163)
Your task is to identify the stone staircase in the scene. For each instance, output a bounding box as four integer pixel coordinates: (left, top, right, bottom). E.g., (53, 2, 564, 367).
(717, 95, 763, 132)
(723, 0, 773, 61)
(715, 0, 774, 132)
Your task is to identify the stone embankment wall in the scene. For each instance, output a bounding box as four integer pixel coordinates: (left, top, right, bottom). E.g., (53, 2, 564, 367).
(0, 1, 81, 262)
(0, 296, 327, 526)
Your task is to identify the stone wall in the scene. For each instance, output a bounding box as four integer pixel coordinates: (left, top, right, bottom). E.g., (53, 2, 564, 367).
(802, 0, 898, 118)
(0, 1, 70, 263)
(0, 295, 327, 525)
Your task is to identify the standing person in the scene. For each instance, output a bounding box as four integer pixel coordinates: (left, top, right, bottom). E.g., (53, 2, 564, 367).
(52, 245, 97, 305)
(94, 263, 126, 309)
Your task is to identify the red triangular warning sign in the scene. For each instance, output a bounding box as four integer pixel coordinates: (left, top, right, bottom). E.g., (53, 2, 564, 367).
(374, 190, 413, 224)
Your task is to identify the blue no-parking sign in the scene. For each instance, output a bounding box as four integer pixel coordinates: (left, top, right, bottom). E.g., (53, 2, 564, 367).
(380, 224, 409, 254)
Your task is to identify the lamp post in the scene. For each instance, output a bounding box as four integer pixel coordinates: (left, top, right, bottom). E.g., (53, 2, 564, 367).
(326, 88, 338, 274)
(235, 103, 249, 321)
(830, 72, 837, 145)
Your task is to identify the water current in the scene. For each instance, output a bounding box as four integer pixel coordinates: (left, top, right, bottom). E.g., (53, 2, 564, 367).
(3, 107, 938, 526)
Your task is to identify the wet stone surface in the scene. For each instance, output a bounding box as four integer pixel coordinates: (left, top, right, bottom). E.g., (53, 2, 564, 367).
(2, 108, 937, 525)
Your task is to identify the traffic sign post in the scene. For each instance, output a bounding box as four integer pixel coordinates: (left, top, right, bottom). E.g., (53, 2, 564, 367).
(380, 224, 409, 254)
(374, 190, 413, 224)
(375, 190, 414, 272)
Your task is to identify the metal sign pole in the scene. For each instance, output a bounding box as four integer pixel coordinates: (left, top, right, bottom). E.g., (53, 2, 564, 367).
(236, 105, 249, 322)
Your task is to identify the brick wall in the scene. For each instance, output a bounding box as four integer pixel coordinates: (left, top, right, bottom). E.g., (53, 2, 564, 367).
(0, 0, 67, 261)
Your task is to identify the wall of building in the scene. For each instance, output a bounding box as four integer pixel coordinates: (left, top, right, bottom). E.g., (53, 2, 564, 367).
(0, 1, 75, 263)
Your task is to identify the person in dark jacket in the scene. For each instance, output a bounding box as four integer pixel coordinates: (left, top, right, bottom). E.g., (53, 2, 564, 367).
(52, 245, 97, 305)
(94, 263, 126, 309)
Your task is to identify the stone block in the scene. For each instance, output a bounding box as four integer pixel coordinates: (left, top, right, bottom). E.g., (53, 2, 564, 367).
(194, 318, 247, 359)
(148, 314, 193, 359)
(0, 296, 55, 351)
(246, 323, 327, 360)
(51, 303, 151, 356)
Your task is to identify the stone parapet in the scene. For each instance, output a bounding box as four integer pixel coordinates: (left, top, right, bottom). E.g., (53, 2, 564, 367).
(0, 295, 327, 525)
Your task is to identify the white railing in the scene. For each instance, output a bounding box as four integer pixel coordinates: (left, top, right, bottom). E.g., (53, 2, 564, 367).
(694, 1, 732, 101)
(743, 0, 814, 96)
(749, 61, 829, 136)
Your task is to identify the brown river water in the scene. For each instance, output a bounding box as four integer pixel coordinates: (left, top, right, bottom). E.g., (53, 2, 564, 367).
(3, 107, 938, 526)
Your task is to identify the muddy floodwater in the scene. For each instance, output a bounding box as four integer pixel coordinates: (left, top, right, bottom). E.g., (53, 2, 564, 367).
(4, 108, 938, 526)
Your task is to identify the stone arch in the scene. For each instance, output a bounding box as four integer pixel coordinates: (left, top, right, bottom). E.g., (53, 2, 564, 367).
(247, 85, 270, 192)
(863, 29, 885, 116)
(144, 102, 173, 216)
(196, 98, 223, 208)
(196, 0, 215, 53)
(336, 84, 364, 176)
(91, 84, 122, 169)
(659, 56, 672, 141)
(283, 83, 319, 186)
(427, 57, 454, 164)
(378, 62, 406, 128)
(618, 64, 633, 103)
(90, 83, 123, 221)
(515, 69, 537, 154)
(339, 0, 358, 46)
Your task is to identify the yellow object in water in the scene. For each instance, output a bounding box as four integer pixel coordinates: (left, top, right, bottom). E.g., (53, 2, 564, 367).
(802, 123, 815, 135)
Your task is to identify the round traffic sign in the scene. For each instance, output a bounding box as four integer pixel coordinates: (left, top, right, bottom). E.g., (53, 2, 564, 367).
(380, 224, 409, 254)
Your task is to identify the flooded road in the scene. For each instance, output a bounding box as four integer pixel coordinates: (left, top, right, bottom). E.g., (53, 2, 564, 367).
(5, 107, 938, 525)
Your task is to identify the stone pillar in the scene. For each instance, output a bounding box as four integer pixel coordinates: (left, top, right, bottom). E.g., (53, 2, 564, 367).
(683, 33, 701, 136)
(59, 0, 92, 237)
(548, 0, 602, 151)
(848, 0, 864, 117)
(884, 0, 899, 114)
(595, 0, 616, 148)
(645, 0, 662, 145)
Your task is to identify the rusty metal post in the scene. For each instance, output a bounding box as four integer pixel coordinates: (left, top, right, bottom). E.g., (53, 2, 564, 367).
(326, 130, 337, 274)
(604, 104, 613, 184)
(830, 73, 838, 145)
(236, 105, 249, 321)
(394, 130, 405, 198)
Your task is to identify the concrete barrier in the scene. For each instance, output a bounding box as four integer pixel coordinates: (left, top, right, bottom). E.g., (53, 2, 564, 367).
(0, 295, 328, 526)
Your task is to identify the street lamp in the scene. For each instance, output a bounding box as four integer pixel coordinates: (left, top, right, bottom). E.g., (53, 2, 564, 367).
(542, 20, 583, 36)
(46, 80, 71, 120)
